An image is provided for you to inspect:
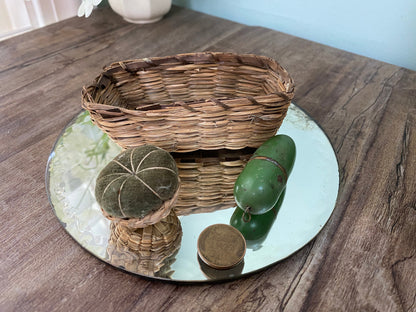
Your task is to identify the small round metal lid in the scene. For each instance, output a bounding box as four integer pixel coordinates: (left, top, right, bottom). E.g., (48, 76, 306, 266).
(197, 224, 246, 270)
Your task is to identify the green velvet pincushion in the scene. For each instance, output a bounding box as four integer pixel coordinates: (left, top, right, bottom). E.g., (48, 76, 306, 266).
(95, 145, 179, 219)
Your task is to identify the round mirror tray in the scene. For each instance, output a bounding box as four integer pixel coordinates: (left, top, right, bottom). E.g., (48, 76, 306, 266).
(46, 103, 339, 282)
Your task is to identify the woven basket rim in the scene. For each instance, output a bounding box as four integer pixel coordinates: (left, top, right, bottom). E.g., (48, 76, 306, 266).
(81, 52, 294, 153)
(82, 52, 295, 112)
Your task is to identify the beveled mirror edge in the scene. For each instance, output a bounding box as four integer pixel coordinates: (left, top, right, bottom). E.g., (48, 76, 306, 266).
(45, 103, 340, 283)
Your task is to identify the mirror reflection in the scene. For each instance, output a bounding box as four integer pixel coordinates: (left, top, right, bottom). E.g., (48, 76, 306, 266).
(46, 104, 339, 282)
(106, 211, 182, 278)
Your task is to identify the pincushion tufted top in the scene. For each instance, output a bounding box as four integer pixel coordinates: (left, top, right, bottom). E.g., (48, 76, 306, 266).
(95, 145, 179, 219)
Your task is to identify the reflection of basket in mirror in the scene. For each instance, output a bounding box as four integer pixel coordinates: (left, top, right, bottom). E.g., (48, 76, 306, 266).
(172, 148, 255, 216)
(106, 210, 182, 278)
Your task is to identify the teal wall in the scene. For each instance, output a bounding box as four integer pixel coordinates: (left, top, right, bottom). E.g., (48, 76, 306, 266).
(173, 0, 416, 71)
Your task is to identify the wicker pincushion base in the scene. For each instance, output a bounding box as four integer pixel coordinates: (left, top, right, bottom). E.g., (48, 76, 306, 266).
(107, 210, 182, 277)
(172, 148, 254, 215)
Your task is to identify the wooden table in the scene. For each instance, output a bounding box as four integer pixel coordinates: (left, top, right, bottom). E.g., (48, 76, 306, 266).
(1, 6, 415, 312)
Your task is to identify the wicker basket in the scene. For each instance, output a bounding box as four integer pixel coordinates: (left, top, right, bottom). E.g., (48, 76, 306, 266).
(82, 52, 294, 152)
(172, 148, 255, 215)
(107, 210, 182, 277)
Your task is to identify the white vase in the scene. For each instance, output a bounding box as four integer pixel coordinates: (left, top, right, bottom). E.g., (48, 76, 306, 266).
(108, 0, 172, 24)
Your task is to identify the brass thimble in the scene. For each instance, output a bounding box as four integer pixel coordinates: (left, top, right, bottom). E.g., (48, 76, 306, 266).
(197, 224, 246, 269)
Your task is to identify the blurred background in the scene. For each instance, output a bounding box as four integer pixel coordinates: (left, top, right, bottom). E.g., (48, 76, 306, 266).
(1, 0, 415, 71)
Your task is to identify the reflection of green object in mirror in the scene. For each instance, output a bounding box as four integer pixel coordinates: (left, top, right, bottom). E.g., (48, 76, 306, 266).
(234, 135, 295, 215)
(84, 133, 110, 162)
(95, 145, 179, 219)
(46, 104, 340, 282)
(65, 111, 112, 168)
(80, 111, 111, 164)
(245, 236, 267, 251)
(230, 189, 286, 242)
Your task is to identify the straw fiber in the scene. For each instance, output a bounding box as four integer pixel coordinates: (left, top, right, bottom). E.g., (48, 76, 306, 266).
(107, 210, 182, 277)
(82, 52, 294, 152)
(172, 148, 255, 215)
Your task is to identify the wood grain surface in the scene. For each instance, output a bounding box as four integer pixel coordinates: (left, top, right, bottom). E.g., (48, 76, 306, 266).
(1, 6, 415, 312)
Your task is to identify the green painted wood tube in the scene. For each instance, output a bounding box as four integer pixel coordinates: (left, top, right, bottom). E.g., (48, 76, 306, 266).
(230, 189, 285, 241)
(234, 134, 295, 215)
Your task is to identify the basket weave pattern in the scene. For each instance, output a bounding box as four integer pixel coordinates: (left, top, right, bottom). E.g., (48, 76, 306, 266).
(82, 52, 294, 152)
(172, 148, 254, 215)
(107, 210, 182, 277)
